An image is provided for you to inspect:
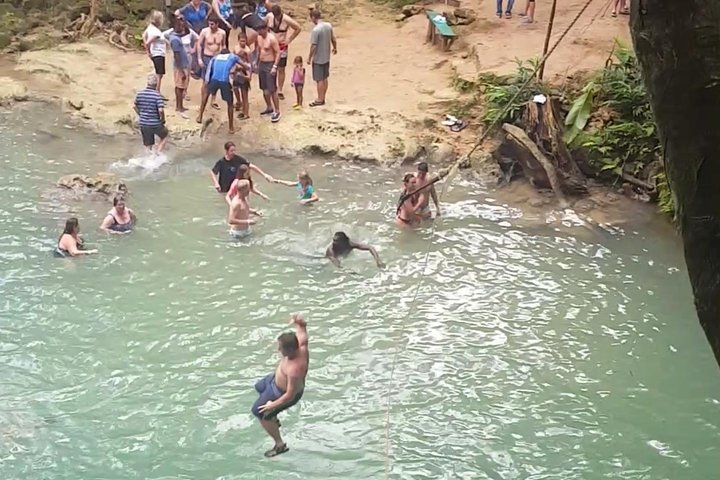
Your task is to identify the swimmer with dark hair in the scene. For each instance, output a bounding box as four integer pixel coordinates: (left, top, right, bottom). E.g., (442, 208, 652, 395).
(325, 231, 384, 269)
(56, 218, 98, 257)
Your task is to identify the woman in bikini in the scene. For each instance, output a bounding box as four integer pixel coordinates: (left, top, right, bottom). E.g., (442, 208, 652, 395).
(266, 5, 301, 100)
(396, 173, 423, 228)
(100, 196, 137, 234)
(56, 218, 98, 257)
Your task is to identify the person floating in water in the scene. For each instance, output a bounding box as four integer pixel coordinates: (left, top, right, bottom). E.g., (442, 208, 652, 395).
(415, 161, 441, 219)
(56, 218, 98, 257)
(396, 173, 422, 227)
(100, 195, 136, 234)
(326, 231, 384, 269)
(227, 179, 256, 239)
(272, 170, 318, 204)
(252, 313, 309, 458)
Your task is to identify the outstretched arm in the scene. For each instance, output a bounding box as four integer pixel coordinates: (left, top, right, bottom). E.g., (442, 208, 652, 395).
(350, 240, 385, 268)
(249, 163, 273, 182)
(291, 313, 308, 350)
(273, 178, 297, 186)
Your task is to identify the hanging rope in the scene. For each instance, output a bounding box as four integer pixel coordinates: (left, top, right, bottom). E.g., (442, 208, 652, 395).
(382, 0, 597, 477)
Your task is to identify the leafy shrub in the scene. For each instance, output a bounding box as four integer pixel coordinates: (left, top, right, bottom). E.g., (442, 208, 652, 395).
(477, 58, 546, 127)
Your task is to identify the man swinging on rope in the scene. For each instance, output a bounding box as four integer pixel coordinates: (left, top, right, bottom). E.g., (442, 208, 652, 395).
(252, 313, 309, 457)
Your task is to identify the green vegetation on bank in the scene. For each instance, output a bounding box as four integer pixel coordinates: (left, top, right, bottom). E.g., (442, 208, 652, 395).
(455, 40, 672, 217)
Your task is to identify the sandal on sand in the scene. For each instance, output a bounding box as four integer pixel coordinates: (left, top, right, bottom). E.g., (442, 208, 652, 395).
(505, 12, 512, 18)
(611, 11, 617, 17)
(309, 100, 325, 107)
(278, 92, 285, 100)
(212, 103, 220, 110)
(620, 8, 630, 15)
(260, 108, 273, 115)
(496, 12, 502, 18)
(264, 444, 289, 458)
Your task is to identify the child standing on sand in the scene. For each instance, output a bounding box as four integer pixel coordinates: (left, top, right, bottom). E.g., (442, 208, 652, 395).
(290, 56, 305, 109)
(273, 170, 318, 204)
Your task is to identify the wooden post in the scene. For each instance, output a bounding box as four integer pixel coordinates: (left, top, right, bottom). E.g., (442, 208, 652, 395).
(538, 0, 558, 80)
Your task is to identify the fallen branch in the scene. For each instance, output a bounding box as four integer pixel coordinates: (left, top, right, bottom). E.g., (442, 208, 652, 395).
(621, 172, 655, 191)
(503, 123, 568, 207)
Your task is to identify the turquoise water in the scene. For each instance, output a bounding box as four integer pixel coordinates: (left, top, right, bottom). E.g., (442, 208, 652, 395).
(0, 104, 719, 479)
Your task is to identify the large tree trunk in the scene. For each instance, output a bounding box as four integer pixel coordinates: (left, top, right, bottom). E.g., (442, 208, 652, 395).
(631, 0, 720, 368)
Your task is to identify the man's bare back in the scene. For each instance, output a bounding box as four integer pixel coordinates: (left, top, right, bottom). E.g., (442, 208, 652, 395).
(257, 31, 279, 62)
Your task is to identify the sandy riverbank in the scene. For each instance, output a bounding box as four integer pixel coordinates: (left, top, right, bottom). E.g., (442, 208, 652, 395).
(0, 0, 653, 227)
(0, 0, 630, 163)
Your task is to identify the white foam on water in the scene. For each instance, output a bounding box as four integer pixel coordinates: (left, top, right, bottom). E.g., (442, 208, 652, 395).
(111, 152, 170, 173)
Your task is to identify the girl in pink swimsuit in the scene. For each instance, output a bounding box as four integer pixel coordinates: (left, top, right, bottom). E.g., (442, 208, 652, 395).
(290, 56, 305, 109)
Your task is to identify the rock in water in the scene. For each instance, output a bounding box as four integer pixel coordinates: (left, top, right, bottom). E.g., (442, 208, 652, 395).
(57, 172, 127, 197)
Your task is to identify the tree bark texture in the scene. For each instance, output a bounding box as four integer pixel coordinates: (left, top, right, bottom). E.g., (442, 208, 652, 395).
(631, 0, 720, 367)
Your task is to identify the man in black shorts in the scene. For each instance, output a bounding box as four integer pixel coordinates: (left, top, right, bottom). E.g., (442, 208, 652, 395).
(133, 74, 169, 154)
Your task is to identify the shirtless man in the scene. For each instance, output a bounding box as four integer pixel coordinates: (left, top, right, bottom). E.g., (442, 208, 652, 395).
(415, 162, 441, 218)
(326, 231, 385, 269)
(255, 24, 282, 122)
(197, 17, 226, 107)
(227, 179, 256, 239)
(265, 5, 301, 100)
(252, 313, 309, 457)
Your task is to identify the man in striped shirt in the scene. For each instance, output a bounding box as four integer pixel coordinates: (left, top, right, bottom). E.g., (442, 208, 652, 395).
(133, 74, 169, 154)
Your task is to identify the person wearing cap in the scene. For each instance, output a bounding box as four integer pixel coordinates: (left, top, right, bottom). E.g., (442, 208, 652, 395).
(133, 74, 169, 154)
(415, 161, 441, 218)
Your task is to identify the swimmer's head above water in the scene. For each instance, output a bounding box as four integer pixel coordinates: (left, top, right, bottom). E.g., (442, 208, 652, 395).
(113, 195, 127, 213)
(63, 217, 80, 236)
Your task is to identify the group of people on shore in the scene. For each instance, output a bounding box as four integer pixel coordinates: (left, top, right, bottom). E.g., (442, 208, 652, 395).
(137, 0, 337, 151)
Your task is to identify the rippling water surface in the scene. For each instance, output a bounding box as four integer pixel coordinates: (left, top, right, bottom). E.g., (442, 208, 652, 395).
(0, 105, 718, 479)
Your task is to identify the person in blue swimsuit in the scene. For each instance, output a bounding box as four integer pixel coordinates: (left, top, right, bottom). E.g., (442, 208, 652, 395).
(175, 0, 212, 33)
(196, 49, 250, 133)
(255, 0, 271, 19)
(212, 0, 234, 49)
(272, 170, 319, 204)
(100, 196, 136, 234)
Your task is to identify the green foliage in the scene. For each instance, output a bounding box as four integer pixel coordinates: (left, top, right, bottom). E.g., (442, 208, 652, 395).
(565, 39, 673, 216)
(477, 58, 546, 127)
(563, 82, 597, 143)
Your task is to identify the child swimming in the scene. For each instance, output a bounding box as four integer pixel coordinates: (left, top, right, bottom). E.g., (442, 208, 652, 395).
(273, 170, 319, 205)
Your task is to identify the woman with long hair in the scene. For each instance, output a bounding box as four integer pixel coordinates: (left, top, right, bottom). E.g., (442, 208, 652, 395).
(56, 218, 98, 257)
(396, 173, 422, 228)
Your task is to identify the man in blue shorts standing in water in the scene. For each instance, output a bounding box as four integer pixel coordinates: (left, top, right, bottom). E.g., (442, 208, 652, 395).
(196, 48, 249, 133)
(252, 313, 309, 457)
